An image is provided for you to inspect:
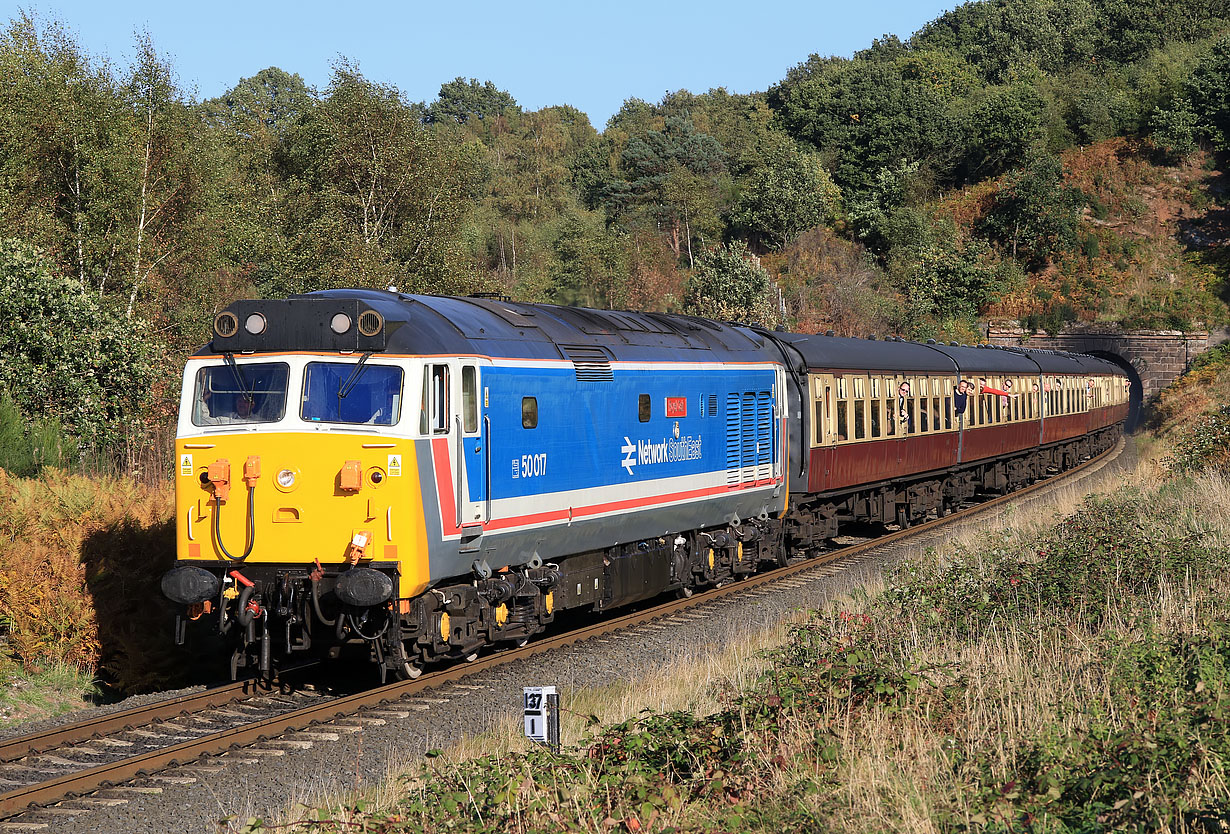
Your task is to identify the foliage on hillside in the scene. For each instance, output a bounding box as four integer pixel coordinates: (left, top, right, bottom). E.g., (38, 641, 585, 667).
(2, 3, 1230, 466)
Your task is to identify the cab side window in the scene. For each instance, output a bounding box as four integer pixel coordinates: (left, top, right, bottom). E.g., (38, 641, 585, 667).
(420, 364, 450, 434)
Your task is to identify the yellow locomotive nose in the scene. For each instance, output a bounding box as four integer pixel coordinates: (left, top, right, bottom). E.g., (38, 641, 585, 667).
(175, 433, 429, 599)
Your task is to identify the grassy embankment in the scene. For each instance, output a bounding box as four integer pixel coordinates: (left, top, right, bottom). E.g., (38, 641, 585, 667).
(237, 357, 1230, 832)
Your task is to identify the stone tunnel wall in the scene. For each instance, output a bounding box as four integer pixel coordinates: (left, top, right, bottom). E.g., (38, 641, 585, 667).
(987, 324, 1209, 402)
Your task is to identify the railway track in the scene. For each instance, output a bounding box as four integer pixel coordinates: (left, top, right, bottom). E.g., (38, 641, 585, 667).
(0, 438, 1125, 821)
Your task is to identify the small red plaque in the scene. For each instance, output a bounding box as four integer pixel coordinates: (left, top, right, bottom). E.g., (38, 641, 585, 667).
(665, 397, 687, 418)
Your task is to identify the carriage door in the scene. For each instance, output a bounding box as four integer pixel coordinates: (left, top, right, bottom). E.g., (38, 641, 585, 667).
(458, 363, 488, 527)
(809, 374, 837, 490)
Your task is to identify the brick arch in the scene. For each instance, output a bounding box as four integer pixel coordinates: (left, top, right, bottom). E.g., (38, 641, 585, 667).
(988, 325, 1209, 430)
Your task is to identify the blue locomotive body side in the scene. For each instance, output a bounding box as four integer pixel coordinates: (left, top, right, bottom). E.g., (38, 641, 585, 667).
(479, 363, 778, 499)
(416, 359, 786, 581)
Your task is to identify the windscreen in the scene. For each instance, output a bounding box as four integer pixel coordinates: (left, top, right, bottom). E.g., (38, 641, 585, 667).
(191, 362, 289, 426)
(301, 362, 403, 425)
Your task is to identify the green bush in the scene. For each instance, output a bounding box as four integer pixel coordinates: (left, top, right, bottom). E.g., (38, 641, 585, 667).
(0, 239, 156, 456)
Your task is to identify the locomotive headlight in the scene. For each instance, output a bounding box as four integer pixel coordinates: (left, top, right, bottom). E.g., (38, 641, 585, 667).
(244, 312, 267, 335)
(276, 468, 298, 490)
(330, 312, 352, 334)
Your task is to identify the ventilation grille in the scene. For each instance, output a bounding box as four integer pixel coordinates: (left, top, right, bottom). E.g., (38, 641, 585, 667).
(562, 345, 613, 382)
(726, 393, 741, 485)
(726, 390, 774, 485)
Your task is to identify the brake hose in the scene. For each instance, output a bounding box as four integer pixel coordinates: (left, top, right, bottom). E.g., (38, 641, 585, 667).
(213, 484, 256, 562)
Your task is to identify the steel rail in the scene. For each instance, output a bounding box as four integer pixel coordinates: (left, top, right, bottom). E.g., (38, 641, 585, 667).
(0, 437, 1123, 818)
(0, 678, 280, 766)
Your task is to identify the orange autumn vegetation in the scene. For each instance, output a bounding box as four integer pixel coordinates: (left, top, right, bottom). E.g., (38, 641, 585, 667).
(0, 468, 188, 692)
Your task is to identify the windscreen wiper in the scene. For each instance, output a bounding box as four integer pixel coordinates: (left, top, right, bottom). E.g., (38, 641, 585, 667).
(338, 352, 374, 399)
(222, 352, 253, 404)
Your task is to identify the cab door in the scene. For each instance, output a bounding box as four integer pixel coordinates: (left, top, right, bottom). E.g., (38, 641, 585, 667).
(458, 362, 488, 526)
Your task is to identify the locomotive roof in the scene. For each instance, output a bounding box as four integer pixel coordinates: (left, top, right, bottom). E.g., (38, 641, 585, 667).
(201, 289, 779, 364)
(199, 289, 1125, 379)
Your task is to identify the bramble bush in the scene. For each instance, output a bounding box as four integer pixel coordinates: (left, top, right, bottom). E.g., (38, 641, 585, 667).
(1166, 404, 1230, 475)
(884, 489, 1223, 632)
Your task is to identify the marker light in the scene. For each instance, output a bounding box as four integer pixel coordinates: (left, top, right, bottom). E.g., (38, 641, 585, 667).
(276, 469, 297, 488)
(244, 313, 267, 335)
(330, 313, 352, 334)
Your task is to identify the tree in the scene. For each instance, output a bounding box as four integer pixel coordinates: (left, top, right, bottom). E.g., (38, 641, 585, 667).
(729, 139, 840, 250)
(886, 215, 1015, 327)
(426, 77, 519, 124)
(618, 117, 727, 264)
(769, 49, 956, 193)
(683, 240, 778, 325)
(977, 152, 1086, 269)
(278, 60, 484, 294)
(1183, 35, 1230, 150)
(0, 14, 131, 290)
(957, 82, 1047, 179)
(203, 66, 314, 138)
(124, 33, 207, 318)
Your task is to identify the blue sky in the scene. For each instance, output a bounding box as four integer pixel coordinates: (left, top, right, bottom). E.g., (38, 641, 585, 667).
(10, 0, 960, 128)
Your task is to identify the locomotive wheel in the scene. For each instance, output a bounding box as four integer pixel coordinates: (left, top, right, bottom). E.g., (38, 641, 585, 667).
(676, 586, 694, 599)
(398, 662, 423, 680)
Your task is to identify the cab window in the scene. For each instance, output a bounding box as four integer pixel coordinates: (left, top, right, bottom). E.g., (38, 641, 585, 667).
(302, 362, 402, 426)
(192, 362, 289, 427)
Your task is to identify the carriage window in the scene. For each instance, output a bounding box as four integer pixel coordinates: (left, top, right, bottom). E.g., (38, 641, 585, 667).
(419, 364, 450, 434)
(836, 378, 849, 441)
(638, 393, 651, 422)
(853, 377, 866, 440)
(869, 378, 881, 437)
(522, 397, 538, 429)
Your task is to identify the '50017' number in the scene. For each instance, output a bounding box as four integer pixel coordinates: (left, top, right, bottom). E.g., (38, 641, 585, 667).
(520, 453, 546, 479)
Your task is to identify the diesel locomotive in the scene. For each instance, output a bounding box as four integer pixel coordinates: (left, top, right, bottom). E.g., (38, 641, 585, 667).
(161, 290, 1130, 679)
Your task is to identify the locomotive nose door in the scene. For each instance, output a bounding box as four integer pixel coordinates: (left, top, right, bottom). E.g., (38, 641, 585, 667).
(458, 363, 488, 526)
